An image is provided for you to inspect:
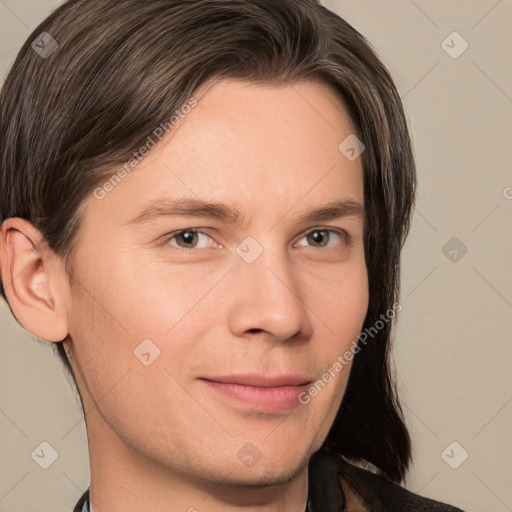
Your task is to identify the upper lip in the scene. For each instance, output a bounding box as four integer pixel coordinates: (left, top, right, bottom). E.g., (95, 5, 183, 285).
(199, 373, 314, 387)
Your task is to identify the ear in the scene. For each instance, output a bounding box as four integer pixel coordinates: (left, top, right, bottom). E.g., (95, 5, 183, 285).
(0, 218, 70, 342)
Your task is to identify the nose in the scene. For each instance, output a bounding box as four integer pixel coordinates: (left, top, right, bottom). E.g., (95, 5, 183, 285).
(226, 240, 313, 343)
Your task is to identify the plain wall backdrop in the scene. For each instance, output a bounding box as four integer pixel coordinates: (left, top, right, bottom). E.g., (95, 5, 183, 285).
(0, 1, 511, 511)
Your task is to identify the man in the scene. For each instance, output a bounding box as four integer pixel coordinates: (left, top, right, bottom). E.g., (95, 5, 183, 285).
(0, 1, 465, 510)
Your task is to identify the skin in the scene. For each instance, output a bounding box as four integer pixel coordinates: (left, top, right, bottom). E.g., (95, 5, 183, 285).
(0, 79, 368, 512)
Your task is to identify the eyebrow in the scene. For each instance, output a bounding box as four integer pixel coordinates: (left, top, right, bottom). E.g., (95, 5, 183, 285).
(123, 196, 365, 229)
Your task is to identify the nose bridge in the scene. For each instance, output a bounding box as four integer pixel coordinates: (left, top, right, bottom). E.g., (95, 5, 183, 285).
(227, 235, 312, 341)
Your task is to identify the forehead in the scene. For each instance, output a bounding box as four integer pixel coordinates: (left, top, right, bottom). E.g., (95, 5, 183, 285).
(83, 78, 364, 230)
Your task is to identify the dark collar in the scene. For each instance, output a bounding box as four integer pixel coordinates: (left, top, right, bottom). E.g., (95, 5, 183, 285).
(307, 446, 381, 512)
(308, 447, 466, 512)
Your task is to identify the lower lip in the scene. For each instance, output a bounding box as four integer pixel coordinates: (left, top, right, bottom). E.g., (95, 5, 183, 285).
(200, 380, 310, 413)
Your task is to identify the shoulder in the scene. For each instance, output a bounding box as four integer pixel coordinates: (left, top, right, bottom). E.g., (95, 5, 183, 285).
(308, 447, 466, 512)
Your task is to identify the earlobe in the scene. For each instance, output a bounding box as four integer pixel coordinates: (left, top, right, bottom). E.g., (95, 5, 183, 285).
(0, 218, 69, 342)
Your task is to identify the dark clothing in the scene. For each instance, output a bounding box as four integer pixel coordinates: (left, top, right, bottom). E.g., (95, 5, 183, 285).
(73, 447, 465, 511)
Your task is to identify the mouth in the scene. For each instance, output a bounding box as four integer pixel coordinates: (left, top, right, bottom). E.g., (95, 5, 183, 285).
(198, 373, 314, 413)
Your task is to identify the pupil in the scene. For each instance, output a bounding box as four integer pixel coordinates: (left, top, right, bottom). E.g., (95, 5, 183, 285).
(310, 230, 326, 247)
(181, 231, 196, 246)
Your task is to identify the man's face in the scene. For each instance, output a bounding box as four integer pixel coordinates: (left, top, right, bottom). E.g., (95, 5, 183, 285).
(66, 78, 368, 486)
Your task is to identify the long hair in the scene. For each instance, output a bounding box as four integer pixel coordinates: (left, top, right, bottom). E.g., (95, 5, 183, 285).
(0, 0, 416, 483)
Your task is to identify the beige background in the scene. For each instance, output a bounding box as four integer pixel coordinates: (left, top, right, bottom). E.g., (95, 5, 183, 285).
(0, 1, 511, 511)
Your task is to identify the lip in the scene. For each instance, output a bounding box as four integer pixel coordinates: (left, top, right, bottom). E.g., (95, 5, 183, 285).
(201, 373, 314, 387)
(199, 373, 314, 413)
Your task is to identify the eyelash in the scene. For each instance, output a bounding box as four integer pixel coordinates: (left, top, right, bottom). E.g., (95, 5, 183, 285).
(160, 227, 352, 253)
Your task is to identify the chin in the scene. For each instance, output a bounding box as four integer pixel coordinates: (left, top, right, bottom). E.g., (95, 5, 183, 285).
(215, 445, 312, 488)
(222, 464, 307, 489)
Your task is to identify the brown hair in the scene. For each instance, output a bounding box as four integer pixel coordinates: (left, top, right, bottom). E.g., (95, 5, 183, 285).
(0, 0, 416, 483)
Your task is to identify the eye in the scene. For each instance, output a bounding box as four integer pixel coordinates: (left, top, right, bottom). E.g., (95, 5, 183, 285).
(163, 229, 217, 251)
(160, 227, 351, 253)
(295, 228, 350, 249)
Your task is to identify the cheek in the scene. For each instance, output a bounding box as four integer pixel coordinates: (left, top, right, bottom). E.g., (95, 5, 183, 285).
(67, 255, 216, 414)
(298, 259, 368, 407)
(312, 258, 369, 351)
(67, 280, 196, 448)
(66, 255, 161, 402)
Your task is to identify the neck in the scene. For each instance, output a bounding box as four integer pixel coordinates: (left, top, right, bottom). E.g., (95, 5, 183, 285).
(85, 413, 310, 512)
